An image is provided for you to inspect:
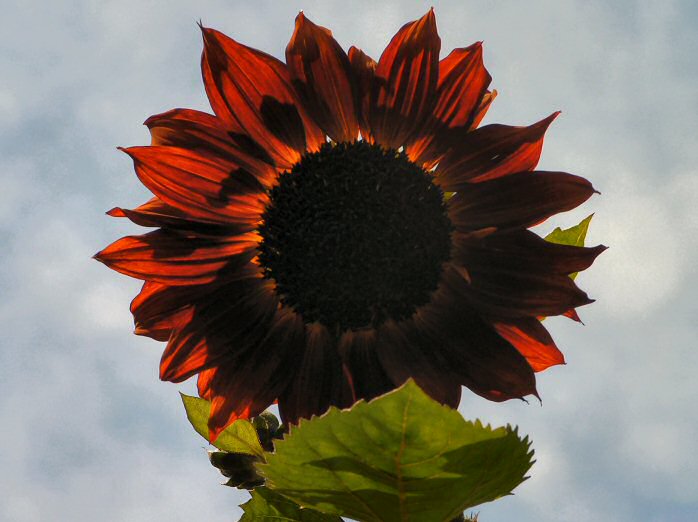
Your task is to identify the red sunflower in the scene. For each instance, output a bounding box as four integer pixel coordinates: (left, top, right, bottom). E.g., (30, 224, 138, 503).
(96, 9, 604, 441)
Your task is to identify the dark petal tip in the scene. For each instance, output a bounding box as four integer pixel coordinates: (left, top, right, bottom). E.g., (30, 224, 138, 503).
(116, 146, 135, 159)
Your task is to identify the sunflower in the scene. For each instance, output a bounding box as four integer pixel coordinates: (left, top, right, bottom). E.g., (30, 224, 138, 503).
(96, 9, 604, 441)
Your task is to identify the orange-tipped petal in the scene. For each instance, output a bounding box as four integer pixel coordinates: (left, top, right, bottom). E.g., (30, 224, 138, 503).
(130, 281, 203, 341)
(494, 319, 565, 372)
(347, 46, 377, 142)
(416, 266, 538, 401)
(200, 26, 324, 169)
(107, 197, 245, 235)
(94, 229, 259, 285)
(119, 146, 267, 226)
(206, 308, 305, 441)
(369, 9, 441, 148)
(160, 279, 277, 383)
(144, 108, 277, 187)
(197, 368, 217, 401)
(470, 89, 497, 129)
(407, 42, 492, 166)
(437, 112, 560, 188)
(286, 13, 359, 142)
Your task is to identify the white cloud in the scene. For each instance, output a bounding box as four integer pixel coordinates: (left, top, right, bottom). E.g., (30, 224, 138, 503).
(584, 170, 684, 318)
(0, 88, 20, 130)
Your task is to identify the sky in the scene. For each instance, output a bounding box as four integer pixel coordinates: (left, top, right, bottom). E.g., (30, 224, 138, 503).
(1, 0, 696, 521)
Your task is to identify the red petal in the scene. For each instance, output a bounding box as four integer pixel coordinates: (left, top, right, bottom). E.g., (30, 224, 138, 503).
(369, 9, 441, 149)
(416, 266, 538, 401)
(347, 46, 377, 142)
(94, 229, 259, 285)
(207, 308, 306, 441)
(120, 146, 268, 226)
(437, 112, 559, 188)
(453, 229, 608, 277)
(493, 318, 565, 372)
(376, 319, 461, 407)
(144, 108, 277, 187)
(407, 42, 491, 166)
(448, 170, 597, 231)
(200, 27, 324, 170)
(286, 13, 359, 142)
(278, 322, 353, 424)
(448, 251, 594, 319)
(108, 197, 191, 228)
(564, 308, 583, 323)
(107, 197, 242, 235)
(197, 368, 216, 401)
(160, 279, 277, 382)
(130, 282, 201, 341)
(337, 329, 394, 402)
(470, 89, 497, 129)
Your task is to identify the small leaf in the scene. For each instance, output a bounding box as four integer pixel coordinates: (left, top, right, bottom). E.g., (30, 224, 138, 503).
(240, 487, 342, 521)
(259, 380, 533, 522)
(180, 393, 264, 457)
(545, 214, 593, 279)
(544, 213, 593, 247)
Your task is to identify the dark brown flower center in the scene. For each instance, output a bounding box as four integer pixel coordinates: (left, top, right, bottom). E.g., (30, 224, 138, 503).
(258, 141, 452, 332)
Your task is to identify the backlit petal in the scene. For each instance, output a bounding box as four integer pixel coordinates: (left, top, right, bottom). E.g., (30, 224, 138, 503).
(286, 13, 359, 142)
(437, 113, 559, 188)
(160, 279, 277, 382)
(453, 229, 608, 277)
(407, 42, 491, 166)
(493, 318, 565, 372)
(207, 308, 306, 441)
(347, 46, 377, 142)
(107, 197, 240, 235)
(376, 319, 461, 407)
(201, 26, 324, 169)
(369, 9, 440, 148)
(130, 282, 201, 341)
(470, 89, 497, 129)
(416, 266, 538, 400)
(338, 329, 394, 402)
(447, 252, 594, 319)
(448, 170, 597, 231)
(119, 146, 268, 226)
(278, 322, 353, 424)
(144, 108, 277, 187)
(94, 229, 260, 285)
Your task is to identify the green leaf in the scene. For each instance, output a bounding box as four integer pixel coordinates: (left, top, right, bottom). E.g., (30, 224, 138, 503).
(544, 214, 594, 280)
(544, 213, 594, 247)
(240, 487, 342, 521)
(180, 393, 264, 458)
(259, 380, 534, 522)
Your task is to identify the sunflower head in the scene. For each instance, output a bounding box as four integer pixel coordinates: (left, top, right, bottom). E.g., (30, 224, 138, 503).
(96, 10, 605, 441)
(258, 140, 453, 332)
